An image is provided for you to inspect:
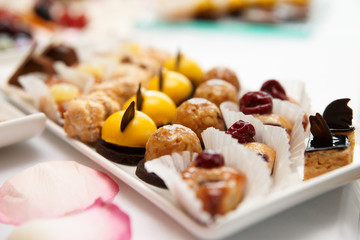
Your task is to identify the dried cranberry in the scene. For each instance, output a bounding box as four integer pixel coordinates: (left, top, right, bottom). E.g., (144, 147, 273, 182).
(239, 91, 273, 115)
(226, 120, 256, 143)
(194, 150, 224, 168)
(260, 79, 288, 101)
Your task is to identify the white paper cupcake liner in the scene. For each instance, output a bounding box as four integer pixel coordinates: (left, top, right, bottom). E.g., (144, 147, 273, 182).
(221, 100, 307, 171)
(19, 74, 62, 124)
(145, 147, 272, 225)
(281, 79, 312, 116)
(220, 102, 302, 190)
(54, 62, 95, 95)
(272, 99, 308, 168)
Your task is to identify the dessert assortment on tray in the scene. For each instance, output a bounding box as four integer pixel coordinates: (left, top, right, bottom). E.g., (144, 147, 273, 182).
(2, 40, 357, 229)
(149, 0, 310, 24)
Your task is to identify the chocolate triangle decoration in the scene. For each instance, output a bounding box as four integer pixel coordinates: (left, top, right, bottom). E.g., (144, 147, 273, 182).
(158, 68, 164, 91)
(121, 101, 135, 132)
(136, 83, 144, 111)
(323, 98, 352, 129)
(175, 49, 182, 69)
(309, 113, 332, 148)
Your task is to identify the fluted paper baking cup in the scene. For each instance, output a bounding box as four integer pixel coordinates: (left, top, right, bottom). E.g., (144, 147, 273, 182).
(219, 103, 302, 190)
(281, 79, 311, 116)
(145, 147, 273, 225)
(19, 74, 62, 124)
(273, 99, 307, 168)
(144, 151, 212, 224)
(54, 62, 95, 95)
(221, 100, 307, 171)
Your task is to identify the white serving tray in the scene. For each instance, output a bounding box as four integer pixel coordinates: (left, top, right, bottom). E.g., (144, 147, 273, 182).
(5, 93, 360, 240)
(0, 97, 46, 148)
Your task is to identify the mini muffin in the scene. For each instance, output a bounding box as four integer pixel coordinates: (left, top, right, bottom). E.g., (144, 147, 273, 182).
(172, 98, 226, 143)
(203, 67, 240, 91)
(136, 124, 202, 188)
(182, 150, 246, 217)
(260, 79, 308, 130)
(194, 79, 238, 107)
(239, 91, 293, 140)
(226, 120, 276, 173)
(96, 101, 157, 166)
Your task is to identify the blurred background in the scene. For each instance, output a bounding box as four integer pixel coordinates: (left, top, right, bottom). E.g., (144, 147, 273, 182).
(0, 0, 359, 123)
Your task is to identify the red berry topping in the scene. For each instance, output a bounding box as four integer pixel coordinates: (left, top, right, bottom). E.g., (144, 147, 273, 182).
(226, 120, 256, 143)
(57, 8, 87, 29)
(260, 79, 288, 101)
(194, 150, 225, 168)
(239, 91, 272, 115)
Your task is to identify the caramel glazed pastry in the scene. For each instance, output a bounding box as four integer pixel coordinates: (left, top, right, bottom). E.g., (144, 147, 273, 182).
(182, 150, 247, 217)
(136, 124, 202, 188)
(172, 98, 226, 144)
(304, 113, 353, 180)
(64, 46, 172, 143)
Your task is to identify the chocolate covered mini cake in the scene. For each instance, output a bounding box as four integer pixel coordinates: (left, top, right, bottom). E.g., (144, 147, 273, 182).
(96, 101, 157, 166)
(304, 113, 352, 180)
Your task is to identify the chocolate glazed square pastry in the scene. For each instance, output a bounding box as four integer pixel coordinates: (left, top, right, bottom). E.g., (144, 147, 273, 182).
(304, 113, 352, 180)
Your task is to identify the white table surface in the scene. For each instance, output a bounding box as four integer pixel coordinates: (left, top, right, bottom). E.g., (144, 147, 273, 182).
(1, 0, 360, 239)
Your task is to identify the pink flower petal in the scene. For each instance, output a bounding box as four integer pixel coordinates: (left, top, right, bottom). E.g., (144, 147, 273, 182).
(7, 198, 131, 240)
(0, 161, 118, 225)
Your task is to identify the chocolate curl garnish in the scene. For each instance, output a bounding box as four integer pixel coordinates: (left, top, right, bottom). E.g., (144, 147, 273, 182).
(136, 83, 143, 111)
(158, 68, 164, 91)
(175, 49, 182, 69)
(121, 101, 135, 132)
(323, 98, 353, 129)
(309, 113, 332, 148)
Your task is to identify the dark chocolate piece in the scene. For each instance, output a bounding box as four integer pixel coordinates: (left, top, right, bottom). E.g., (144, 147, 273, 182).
(309, 113, 332, 148)
(40, 44, 79, 66)
(175, 50, 181, 69)
(158, 68, 164, 91)
(135, 159, 167, 189)
(8, 44, 55, 87)
(136, 84, 143, 111)
(96, 139, 145, 166)
(323, 98, 352, 129)
(121, 101, 135, 132)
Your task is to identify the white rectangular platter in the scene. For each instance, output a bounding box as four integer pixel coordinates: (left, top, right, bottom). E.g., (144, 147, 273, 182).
(5, 93, 360, 240)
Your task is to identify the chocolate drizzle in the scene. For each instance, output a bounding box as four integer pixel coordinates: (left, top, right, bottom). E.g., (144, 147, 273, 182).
(323, 98, 353, 129)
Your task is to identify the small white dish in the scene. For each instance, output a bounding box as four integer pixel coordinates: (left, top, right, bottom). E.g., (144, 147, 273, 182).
(0, 98, 46, 148)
